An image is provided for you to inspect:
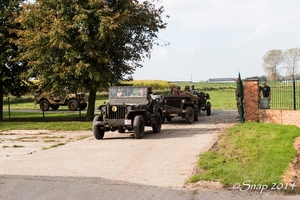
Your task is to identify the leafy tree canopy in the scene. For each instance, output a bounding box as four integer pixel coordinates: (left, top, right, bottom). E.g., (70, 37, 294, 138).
(1, 0, 28, 97)
(14, 0, 168, 119)
(1, 0, 28, 120)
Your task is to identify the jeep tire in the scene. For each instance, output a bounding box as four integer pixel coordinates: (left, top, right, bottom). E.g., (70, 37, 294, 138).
(206, 102, 211, 116)
(93, 116, 105, 139)
(68, 99, 78, 111)
(185, 106, 194, 124)
(40, 100, 50, 111)
(133, 115, 145, 139)
(152, 114, 162, 133)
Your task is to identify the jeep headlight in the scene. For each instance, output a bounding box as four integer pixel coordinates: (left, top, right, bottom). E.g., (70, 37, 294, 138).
(101, 106, 107, 114)
(126, 106, 132, 113)
(181, 99, 185, 103)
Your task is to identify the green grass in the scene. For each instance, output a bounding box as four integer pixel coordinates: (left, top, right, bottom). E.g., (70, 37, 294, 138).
(2, 88, 237, 121)
(207, 90, 236, 110)
(0, 121, 92, 131)
(3, 111, 87, 118)
(189, 122, 300, 187)
(3, 93, 108, 110)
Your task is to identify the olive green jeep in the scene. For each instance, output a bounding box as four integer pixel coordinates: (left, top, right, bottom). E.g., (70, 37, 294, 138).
(162, 94, 199, 123)
(93, 86, 164, 139)
(34, 93, 88, 111)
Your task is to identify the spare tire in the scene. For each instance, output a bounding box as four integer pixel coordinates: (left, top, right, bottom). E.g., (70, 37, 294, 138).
(40, 100, 50, 111)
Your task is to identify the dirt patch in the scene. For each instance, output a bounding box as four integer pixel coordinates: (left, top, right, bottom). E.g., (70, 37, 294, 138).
(0, 130, 91, 162)
(282, 137, 300, 194)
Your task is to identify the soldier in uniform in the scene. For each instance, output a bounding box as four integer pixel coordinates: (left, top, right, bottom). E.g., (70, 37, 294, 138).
(235, 78, 240, 117)
(183, 85, 192, 95)
(177, 86, 183, 96)
(190, 84, 198, 94)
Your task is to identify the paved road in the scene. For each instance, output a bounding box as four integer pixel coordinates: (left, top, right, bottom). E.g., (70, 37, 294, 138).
(0, 110, 299, 199)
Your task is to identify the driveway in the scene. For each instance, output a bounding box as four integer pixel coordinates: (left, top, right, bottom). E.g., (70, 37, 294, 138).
(0, 110, 298, 199)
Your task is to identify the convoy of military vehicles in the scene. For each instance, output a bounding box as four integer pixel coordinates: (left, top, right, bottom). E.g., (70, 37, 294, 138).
(92, 85, 211, 139)
(33, 84, 211, 139)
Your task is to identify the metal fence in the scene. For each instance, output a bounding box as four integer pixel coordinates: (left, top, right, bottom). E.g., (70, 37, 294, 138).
(263, 79, 300, 110)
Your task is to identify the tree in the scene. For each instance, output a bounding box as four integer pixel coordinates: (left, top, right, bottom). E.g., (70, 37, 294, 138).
(15, 0, 168, 120)
(282, 48, 300, 79)
(262, 49, 283, 81)
(0, 0, 28, 121)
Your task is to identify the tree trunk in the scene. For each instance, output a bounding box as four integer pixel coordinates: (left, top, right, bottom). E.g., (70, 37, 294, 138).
(86, 88, 97, 121)
(0, 78, 3, 121)
(0, 94, 3, 121)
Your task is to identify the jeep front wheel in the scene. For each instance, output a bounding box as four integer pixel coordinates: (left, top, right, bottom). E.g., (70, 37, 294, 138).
(206, 102, 211, 116)
(68, 99, 78, 111)
(93, 116, 105, 139)
(40, 100, 50, 111)
(185, 106, 194, 124)
(152, 114, 162, 133)
(133, 115, 145, 139)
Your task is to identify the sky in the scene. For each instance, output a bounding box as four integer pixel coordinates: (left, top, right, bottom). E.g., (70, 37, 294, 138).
(133, 0, 300, 82)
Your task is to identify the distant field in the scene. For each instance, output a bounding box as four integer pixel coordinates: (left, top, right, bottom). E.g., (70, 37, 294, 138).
(3, 81, 238, 113)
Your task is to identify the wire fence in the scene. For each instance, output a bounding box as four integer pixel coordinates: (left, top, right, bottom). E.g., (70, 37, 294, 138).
(263, 79, 300, 110)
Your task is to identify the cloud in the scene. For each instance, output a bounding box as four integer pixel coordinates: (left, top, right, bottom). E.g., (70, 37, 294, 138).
(162, 0, 300, 31)
(178, 45, 201, 55)
(136, 0, 300, 81)
(152, 48, 169, 59)
(234, 23, 271, 45)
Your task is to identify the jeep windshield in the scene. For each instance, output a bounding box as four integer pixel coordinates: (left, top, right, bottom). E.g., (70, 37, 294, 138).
(108, 86, 148, 104)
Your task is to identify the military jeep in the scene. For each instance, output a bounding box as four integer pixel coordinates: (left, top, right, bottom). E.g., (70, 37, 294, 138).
(162, 94, 199, 123)
(34, 93, 88, 111)
(92, 86, 164, 139)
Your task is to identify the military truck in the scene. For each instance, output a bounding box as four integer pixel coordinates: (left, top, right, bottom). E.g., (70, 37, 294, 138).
(162, 94, 199, 123)
(93, 86, 164, 139)
(34, 93, 88, 111)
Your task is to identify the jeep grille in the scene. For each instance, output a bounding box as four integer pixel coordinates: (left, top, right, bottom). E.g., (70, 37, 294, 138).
(107, 105, 126, 119)
(166, 99, 181, 108)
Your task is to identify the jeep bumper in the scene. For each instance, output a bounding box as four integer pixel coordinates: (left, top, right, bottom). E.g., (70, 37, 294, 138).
(94, 119, 132, 126)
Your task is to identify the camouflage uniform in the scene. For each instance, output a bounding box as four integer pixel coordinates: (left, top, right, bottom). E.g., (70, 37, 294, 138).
(235, 80, 240, 114)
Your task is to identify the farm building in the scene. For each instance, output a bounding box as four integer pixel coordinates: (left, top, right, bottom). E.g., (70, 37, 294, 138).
(208, 78, 236, 83)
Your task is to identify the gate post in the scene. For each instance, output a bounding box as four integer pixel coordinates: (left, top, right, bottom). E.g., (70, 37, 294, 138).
(243, 79, 260, 122)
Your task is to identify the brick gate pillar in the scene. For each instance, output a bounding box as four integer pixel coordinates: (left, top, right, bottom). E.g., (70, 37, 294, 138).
(243, 79, 260, 122)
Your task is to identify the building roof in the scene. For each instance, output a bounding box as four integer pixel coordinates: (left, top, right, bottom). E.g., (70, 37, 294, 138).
(208, 78, 235, 82)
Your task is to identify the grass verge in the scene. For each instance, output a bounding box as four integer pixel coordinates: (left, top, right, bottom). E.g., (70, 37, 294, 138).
(189, 122, 300, 188)
(0, 121, 92, 131)
(3, 111, 87, 119)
